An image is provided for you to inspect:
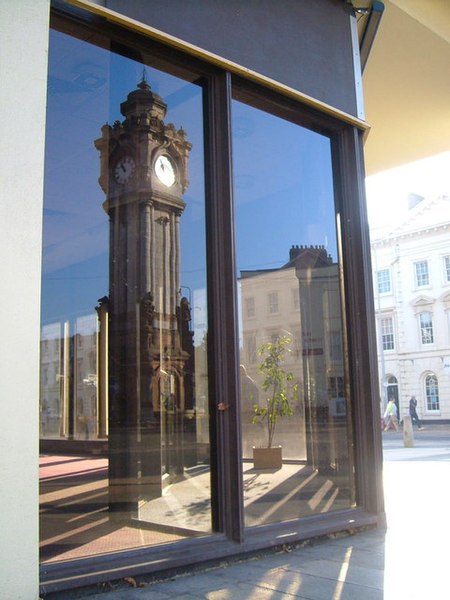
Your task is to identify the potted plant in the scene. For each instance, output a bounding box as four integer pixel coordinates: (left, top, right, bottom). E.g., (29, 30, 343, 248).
(252, 335, 298, 469)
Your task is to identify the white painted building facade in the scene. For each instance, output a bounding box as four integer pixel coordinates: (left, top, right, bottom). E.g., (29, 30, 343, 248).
(371, 195, 450, 422)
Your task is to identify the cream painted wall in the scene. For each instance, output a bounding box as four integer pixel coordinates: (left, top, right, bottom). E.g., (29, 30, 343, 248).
(363, 0, 450, 175)
(0, 1, 50, 598)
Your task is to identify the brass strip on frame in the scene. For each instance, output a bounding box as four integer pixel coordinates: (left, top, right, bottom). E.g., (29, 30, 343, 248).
(65, 0, 370, 133)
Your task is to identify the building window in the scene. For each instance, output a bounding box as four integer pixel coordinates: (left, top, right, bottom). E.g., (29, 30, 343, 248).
(419, 311, 434, 344)
(245, 297, 255, 318)
(425, 374, 440, 411)
(328, 376, 346, 416)
(268, 292, 279, 314)
(377, 269, 391, 294)
(292, 289, 300, 310)
(269, 331, 280, 344)
(444, 256, 450, 283)
(415, 260, 429, 287)
(246, 334, 257, 364)
(329, 331, 343, 361)
(328, 376, 344, 396)
(380, 316, 395, 350)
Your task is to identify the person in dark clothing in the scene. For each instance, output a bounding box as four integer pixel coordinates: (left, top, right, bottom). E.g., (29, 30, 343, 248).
(409, 396, 424, 430)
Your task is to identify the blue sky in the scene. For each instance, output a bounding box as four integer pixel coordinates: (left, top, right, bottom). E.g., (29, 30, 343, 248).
(42, 28, 339, 331)
(42, 29, 207, 327)
(232, 99, 337, 272)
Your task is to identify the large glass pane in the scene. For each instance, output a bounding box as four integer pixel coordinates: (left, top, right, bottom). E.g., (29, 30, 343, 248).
(233, 98, 355, 526)
(39, 26, 211, 562)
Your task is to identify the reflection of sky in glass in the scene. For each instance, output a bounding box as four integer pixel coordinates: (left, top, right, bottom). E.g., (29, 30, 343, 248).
(232, 100, 337, 271)
(42, 30, 206, 327)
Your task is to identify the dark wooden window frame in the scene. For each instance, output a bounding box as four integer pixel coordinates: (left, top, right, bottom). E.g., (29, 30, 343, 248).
(41, 3, 384, 594)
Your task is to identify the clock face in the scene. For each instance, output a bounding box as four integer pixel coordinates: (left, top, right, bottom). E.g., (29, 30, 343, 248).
(155, 155, 176, 187)
(114, 156, 135, 184)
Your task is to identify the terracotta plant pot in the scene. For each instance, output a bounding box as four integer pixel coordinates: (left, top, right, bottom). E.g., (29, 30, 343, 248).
(252, 446, 282, 470)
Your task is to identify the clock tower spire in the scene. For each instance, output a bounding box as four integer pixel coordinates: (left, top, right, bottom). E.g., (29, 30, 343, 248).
(95, 79, 193, 515)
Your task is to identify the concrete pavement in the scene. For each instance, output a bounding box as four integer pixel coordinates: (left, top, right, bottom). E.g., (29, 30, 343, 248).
(46, 426, 450, 599)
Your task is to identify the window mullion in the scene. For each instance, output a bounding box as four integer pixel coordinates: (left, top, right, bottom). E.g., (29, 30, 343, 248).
(205, 70, 244, 541)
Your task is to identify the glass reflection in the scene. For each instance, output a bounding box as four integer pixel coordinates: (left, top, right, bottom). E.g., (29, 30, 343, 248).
(233, 99, 355, 526)
(39, 28, 211, 562)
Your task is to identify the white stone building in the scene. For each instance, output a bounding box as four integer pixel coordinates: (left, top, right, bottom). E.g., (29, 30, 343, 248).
(371, 195, 450, 423)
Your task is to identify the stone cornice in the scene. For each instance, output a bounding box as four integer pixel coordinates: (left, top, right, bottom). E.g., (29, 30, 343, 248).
(371, 221, 449, 247)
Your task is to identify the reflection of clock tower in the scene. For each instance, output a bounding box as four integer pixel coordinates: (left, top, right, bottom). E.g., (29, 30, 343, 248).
(95, 78, 193, 515)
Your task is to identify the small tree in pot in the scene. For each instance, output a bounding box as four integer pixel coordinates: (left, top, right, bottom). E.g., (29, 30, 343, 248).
(252, 335, 298, 469)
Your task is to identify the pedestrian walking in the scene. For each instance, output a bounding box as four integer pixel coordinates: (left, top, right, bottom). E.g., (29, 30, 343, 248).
(409, 395, 424, 430)
(384, 398, 399, 431)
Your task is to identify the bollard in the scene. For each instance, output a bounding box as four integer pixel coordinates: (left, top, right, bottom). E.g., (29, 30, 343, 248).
(403, 414, 414, 447)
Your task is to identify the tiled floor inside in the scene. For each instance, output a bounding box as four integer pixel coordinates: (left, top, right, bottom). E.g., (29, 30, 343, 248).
(40, 453, 351, 563)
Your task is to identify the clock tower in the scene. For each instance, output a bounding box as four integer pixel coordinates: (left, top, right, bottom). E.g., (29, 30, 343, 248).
(95, 78, 194, 516)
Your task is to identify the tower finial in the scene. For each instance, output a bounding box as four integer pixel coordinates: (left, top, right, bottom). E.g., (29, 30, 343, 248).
(138, 67, 150, 90)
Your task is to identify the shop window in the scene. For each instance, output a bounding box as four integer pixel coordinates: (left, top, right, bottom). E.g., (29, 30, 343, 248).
(233, 92, 355, 525)
(40, 22, 211, 563)
(38, 7, 371, 587)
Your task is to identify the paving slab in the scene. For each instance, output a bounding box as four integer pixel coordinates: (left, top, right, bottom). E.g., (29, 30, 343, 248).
(46, 426, 450, 600)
